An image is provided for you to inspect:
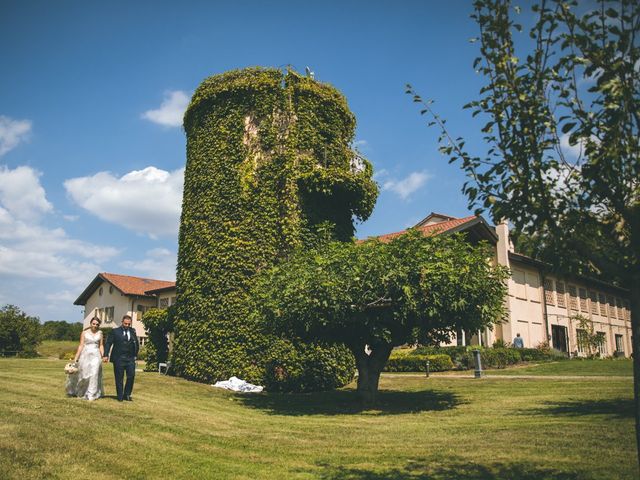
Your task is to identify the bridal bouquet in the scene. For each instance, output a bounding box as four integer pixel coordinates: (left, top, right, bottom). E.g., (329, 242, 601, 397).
(64, 362, 79, 374)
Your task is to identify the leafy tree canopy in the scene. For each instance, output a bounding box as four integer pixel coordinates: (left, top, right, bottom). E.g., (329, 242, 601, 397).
(0, 305, 41, 357)
(253, 231, 508, 404)
(408, 0, 640, 466)
(41, 321, 83, 341)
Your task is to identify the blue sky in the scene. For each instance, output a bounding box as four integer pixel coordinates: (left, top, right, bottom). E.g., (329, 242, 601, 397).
(1, 0, 508, 322)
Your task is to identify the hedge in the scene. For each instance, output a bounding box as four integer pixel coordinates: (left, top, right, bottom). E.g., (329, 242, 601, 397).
(413, 345, 564, 370)
(384, 353, 453, 372)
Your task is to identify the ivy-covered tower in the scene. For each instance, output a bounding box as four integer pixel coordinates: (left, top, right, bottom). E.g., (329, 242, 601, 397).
(173, 67, 377, 383)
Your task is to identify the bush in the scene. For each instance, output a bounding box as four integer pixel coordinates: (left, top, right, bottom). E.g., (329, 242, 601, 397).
(0, 305, 41, 357)
(412, 344, 560, 370)
(59, 351, 75, 360)
(384, 352, 453, 372)
(263, 340, 355, 392)
(142, 308, 173, 372)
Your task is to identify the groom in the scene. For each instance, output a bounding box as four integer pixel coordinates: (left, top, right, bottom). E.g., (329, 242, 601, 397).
(103, 314, 139, 402)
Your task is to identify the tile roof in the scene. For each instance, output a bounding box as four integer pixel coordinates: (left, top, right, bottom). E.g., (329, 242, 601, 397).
(101, 273, 175, 296)
(73, 272, 175, 305)
(372, 215, 478, 243)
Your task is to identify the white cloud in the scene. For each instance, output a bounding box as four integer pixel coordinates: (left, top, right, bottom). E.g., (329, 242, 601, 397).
(0, 115, 32, 156)
(0, 165, 53, 220)
(45, 289, 84, 304)
(120, 247, 176, 281)
(373, 168, 389, 181)
(65, 166, 184, 238)
(0, 166, 120, 291)
(141, 90, 190, 127)
(382, 170, 432, 200)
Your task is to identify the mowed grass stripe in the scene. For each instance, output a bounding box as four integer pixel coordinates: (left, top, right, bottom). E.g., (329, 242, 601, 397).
(0, 358, 636, 479)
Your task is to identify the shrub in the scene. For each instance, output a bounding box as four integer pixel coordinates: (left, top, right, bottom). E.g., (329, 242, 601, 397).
(0, 305, 41, 357)
(263, 340, 355, 392)
(413, 344, 560, 370)
(142, 308, 173, 372)
(59, 351, 75, 360)
(384, 352, 453, 372)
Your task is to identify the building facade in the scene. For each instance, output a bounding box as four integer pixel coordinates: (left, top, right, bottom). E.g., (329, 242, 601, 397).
(74, 273, 175, 345)
(75, 213, 632, 357)
(377, 212, 632, 357)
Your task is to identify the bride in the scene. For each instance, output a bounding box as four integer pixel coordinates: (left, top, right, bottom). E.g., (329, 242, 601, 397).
(66, 317, 104, 400)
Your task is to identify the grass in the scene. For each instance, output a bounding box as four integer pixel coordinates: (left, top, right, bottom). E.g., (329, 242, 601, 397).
(484, 358, 633, 376)
(36, 340, 78, 359)
(0, 358, 636, 480)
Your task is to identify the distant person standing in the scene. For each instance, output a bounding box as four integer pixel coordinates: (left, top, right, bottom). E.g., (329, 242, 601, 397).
(103, 314, 139, 402)
(513, 333, 524, 348)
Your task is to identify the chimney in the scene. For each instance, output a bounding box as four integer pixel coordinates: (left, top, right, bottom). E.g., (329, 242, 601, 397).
(495, 220, 512, 268)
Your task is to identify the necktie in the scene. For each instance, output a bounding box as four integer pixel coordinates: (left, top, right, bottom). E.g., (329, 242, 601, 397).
(124, 329, 129, 341)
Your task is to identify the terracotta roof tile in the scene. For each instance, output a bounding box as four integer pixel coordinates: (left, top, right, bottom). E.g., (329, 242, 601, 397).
(372, 215, 478, 243)
(101, 273, 175, 296)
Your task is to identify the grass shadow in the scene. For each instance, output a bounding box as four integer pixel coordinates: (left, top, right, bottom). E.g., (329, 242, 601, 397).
(236, 388, 461, 416)
(316, 460, 587, 480)
(526, 398, 634, 419)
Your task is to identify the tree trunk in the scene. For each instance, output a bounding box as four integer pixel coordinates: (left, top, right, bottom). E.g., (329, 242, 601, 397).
(353, 343, 393, 407)
(630, 274, 640, 472)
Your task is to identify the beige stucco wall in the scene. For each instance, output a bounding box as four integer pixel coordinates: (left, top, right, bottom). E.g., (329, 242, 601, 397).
(504, 262, 547, 348)
(544, 275, 632, 357)
(156, 288, 177, 309)
(81, 280, 156, 342)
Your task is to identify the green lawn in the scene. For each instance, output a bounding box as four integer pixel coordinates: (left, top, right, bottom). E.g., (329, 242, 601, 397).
(37, 340, 78, 359)
(485, 358, 633, 377)
(0, 358, 636, 479)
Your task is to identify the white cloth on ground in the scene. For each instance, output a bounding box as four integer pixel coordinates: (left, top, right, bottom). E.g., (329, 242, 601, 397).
(212, 376, 263, 393)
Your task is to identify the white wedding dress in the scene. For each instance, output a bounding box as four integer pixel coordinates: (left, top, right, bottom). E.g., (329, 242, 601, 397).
(66, 330, 104, 400)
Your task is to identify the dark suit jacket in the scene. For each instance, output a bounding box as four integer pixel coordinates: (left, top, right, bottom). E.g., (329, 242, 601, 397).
(104, 326, 139, 365)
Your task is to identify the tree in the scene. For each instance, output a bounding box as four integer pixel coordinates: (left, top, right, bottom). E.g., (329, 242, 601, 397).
(0, 305, 41, 357)
(574, 314, 606, 358)
(408, 0, 640, 465)
(253, 231, 508, 405)
(41, 321, 83, 341)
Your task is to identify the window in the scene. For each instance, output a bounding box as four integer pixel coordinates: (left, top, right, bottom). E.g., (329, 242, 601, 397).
(589, 291, 598, 315)
(544, 279, 555, 305)
(526, 272, 540, 302)
(159, 298, 169, 308)
(96, 306, 114, 323)
(576, 328, 588, 354)
(596, 332, 607, 356)
(137, 305, 150, 320)
(615, 334, 625, 353)
(556, 282, 567, 308)
(568, 285, 578, 311)
(99, 287, 103, 296)
(616, 298, 624, 319)
(623, 301, 631, 321)
(513, 269, 527, 299)
(599, 293, 607, 316)
(109, 285, 114, 294)
(579, 288, 588, 312)
(607, 295, 616, 318)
